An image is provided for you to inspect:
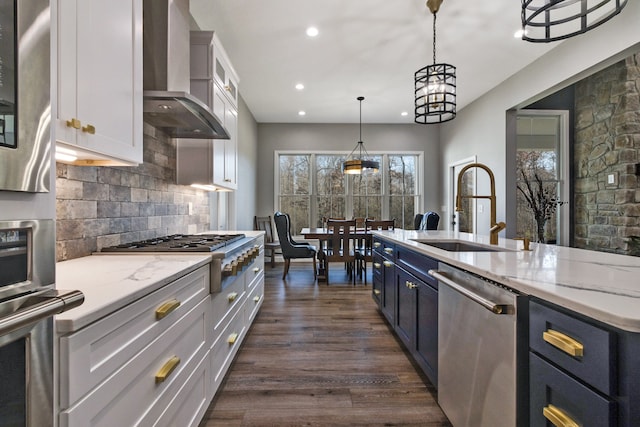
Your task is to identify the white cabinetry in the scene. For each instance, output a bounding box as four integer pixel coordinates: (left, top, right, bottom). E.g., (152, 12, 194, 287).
(58, 266, 210, 427)
(177, 31, 238, 190)
(55, 0, 143, 166)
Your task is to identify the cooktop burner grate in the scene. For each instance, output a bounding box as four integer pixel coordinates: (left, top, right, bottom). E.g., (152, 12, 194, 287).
(100, 234, 246, 252)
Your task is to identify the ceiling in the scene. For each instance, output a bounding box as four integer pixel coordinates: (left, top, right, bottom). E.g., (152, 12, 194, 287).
(189, 0, 561, 124)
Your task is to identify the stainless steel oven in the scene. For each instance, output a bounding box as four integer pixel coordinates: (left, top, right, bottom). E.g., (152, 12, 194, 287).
(0, 220, 83, 427)
(0, 0, 51, 193)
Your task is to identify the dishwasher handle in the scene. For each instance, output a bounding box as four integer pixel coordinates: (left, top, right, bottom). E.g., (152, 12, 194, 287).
(429, 269, 514, 315)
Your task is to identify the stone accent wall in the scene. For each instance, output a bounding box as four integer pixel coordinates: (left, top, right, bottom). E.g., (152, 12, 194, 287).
(56, 124, 211, 261)
(574, 53, 640, 254)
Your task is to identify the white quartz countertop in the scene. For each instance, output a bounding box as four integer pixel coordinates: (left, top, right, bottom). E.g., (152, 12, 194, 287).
(55, 254, 212, 333)
(374, 230, 640, 332)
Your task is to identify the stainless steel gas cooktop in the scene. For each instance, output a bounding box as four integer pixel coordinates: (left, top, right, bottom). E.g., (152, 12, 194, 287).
(100, 234, 245, 252)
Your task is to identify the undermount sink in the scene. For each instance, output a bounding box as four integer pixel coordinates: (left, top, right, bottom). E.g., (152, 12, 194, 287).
(410, 239, 513, 252)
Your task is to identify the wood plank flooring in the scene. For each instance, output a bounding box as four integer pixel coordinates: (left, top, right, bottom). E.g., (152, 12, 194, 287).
(199, 263, 452, 426)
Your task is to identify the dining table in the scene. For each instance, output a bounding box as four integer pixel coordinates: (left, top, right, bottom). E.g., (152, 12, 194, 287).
(300, 227, 372, 282)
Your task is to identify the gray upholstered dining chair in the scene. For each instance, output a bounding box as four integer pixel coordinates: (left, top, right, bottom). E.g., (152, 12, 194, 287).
(273, 212, 317, 280)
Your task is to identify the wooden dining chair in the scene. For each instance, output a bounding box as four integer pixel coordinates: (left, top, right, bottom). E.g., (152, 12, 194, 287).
(319, 219, 357, 285)
(254, 215, 281, 268)
(356, 219, 395, 284)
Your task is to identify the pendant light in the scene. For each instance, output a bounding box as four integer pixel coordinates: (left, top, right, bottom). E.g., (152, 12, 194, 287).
(343, 97, 380, 175)
(521, 0, 628, 43)
(414, 0, 456, 124)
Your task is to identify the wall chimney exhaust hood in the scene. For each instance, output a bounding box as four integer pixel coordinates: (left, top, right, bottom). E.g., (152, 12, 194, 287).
(142, 0, 229, 139)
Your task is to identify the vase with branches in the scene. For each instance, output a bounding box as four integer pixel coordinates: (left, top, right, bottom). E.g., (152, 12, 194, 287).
(517, 168, 565, 243)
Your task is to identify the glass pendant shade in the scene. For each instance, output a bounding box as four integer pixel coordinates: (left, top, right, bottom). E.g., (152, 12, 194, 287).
(415, 63, 456, 124)
(521, 0, 628, 43)
(342, 97, 379, 175)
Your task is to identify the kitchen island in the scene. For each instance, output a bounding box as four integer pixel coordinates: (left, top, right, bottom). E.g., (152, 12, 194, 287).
(372, 229, 640, 427)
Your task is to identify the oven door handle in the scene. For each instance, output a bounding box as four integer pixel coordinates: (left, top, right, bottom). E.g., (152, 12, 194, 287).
(0, 289, 84, 336)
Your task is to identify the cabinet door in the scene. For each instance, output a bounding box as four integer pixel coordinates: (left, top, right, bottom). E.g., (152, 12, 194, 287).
(396, 268, 416, 349)
(371, 253, 383, 306)
(416, 280, 438, 385)
(223, 105, 237, 188)
(57, 0, 142, 165)
(381, 257, 395, 324)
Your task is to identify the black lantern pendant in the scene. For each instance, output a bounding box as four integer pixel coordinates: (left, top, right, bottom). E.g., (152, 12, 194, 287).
(343, 97, 380, 175)
(415, 0, 456, 125)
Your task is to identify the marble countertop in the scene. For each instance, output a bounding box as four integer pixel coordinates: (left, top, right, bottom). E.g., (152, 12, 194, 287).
(55, 254, 212, 333)
(374, 230, 640, 332)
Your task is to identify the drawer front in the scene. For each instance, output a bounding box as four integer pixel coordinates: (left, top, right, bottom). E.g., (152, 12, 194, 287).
(396, 247, 438, 287)
(144, 352, 209, 427)
(373, 238, 394, 258)
(211, 274, 246, 342)
(530, 300, 616, 395)
(209, 306, 247, 397)
(60, 298, 210, 427)
(59, 266, 209, 407)
(530, 352, 616, 427)
(246, 277, 264, 325)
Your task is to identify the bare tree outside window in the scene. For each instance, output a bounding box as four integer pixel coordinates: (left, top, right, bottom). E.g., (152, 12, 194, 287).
(389, 155, 417, 229)
(279, 155, 311, 236)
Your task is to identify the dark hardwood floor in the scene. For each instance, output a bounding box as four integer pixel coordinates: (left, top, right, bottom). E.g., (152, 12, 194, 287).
(199, 263, 452, 426)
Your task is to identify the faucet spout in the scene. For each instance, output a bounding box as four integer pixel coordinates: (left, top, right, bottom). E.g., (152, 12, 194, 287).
(455, 162, 505, 245)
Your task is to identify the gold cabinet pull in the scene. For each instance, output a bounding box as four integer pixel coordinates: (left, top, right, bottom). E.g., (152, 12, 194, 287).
(66, 118, 81, 129)
(373, 242, 381, 248)
(373, 262, 382, 269)
(384, 248, 393, 254)
(81, 124, 96, 134)
(253, 267, 260, 273)
(155, 299, 181, 320)
(543, 404, 579, 427)
(383, 261, 393, 268)
(543, 329, 584, 357)
(227, 292, 238, 302)
(155, 356, 180, 384)
(373, 289, 381, 295)
(406, 281, 418, 289)
(227, 332, 239, 344)
(253, 295, 261, 303)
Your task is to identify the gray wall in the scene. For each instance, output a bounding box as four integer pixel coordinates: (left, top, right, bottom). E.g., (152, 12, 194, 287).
(440, 0, 640, 238)
(256, 123, 441, 219)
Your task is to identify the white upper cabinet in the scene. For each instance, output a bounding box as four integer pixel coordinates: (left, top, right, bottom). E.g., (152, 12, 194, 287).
(56, 0, 143, 166)
(178, 31, 238, 190)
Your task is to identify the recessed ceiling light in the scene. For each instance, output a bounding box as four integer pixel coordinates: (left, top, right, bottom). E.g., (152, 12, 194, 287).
(298, 110, 306, 116)
(306, 27, 319, 37)
(401, 111, 409, 116)
(295, 83, 305, 90)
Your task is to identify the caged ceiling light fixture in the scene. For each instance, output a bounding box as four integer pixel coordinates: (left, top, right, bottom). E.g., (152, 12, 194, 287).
(414, 0, 456, 124)
(521, 0, 628, 43)
(342, 96, 380, 175)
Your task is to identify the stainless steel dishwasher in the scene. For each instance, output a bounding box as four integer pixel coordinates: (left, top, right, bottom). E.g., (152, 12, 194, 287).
(429, 263, 524, 427)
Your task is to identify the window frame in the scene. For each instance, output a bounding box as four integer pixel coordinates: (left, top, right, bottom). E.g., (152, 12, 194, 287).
(274, 150, 424, 234)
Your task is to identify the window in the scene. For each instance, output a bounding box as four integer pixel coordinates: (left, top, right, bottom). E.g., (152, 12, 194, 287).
(276, 152, 422, 234)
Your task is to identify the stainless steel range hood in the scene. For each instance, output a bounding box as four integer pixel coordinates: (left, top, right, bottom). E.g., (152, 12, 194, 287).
(143, 0, 229, 139)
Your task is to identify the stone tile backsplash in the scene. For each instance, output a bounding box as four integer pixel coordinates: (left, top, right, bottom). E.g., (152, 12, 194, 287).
(55, 125, 211, 261)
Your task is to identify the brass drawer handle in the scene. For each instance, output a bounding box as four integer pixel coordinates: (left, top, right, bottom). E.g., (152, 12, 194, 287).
(373, 242, 381, 248)
(66, 118, 81, 129)
(382, 261, 393, 268)
(543, 329, 584, 357)
(543, 404, 579, 427)
(253, 267, 260, 273)
(406, 281, 418, 289)
(227, 332, 239, 344)
(383, 248, 393, 254)
(373, 289, 381, 295)
(81, 124, 96, 134)
(373, 262, 382, 269)
(253, 295, 261, 303)
(155, 356, 180, 384)
(227, 292, 238, 302)
(155, 299, 180, 320)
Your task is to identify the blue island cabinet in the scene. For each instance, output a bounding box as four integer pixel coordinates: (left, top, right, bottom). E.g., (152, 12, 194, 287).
(372, 237, 439, 387)
(529, 298, 640, 427)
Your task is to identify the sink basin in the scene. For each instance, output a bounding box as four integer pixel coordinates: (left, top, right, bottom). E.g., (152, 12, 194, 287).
(410, 239, 512, 252)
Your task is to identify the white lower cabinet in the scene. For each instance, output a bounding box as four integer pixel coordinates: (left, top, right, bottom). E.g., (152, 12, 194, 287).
(57, 244, 265, 426)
